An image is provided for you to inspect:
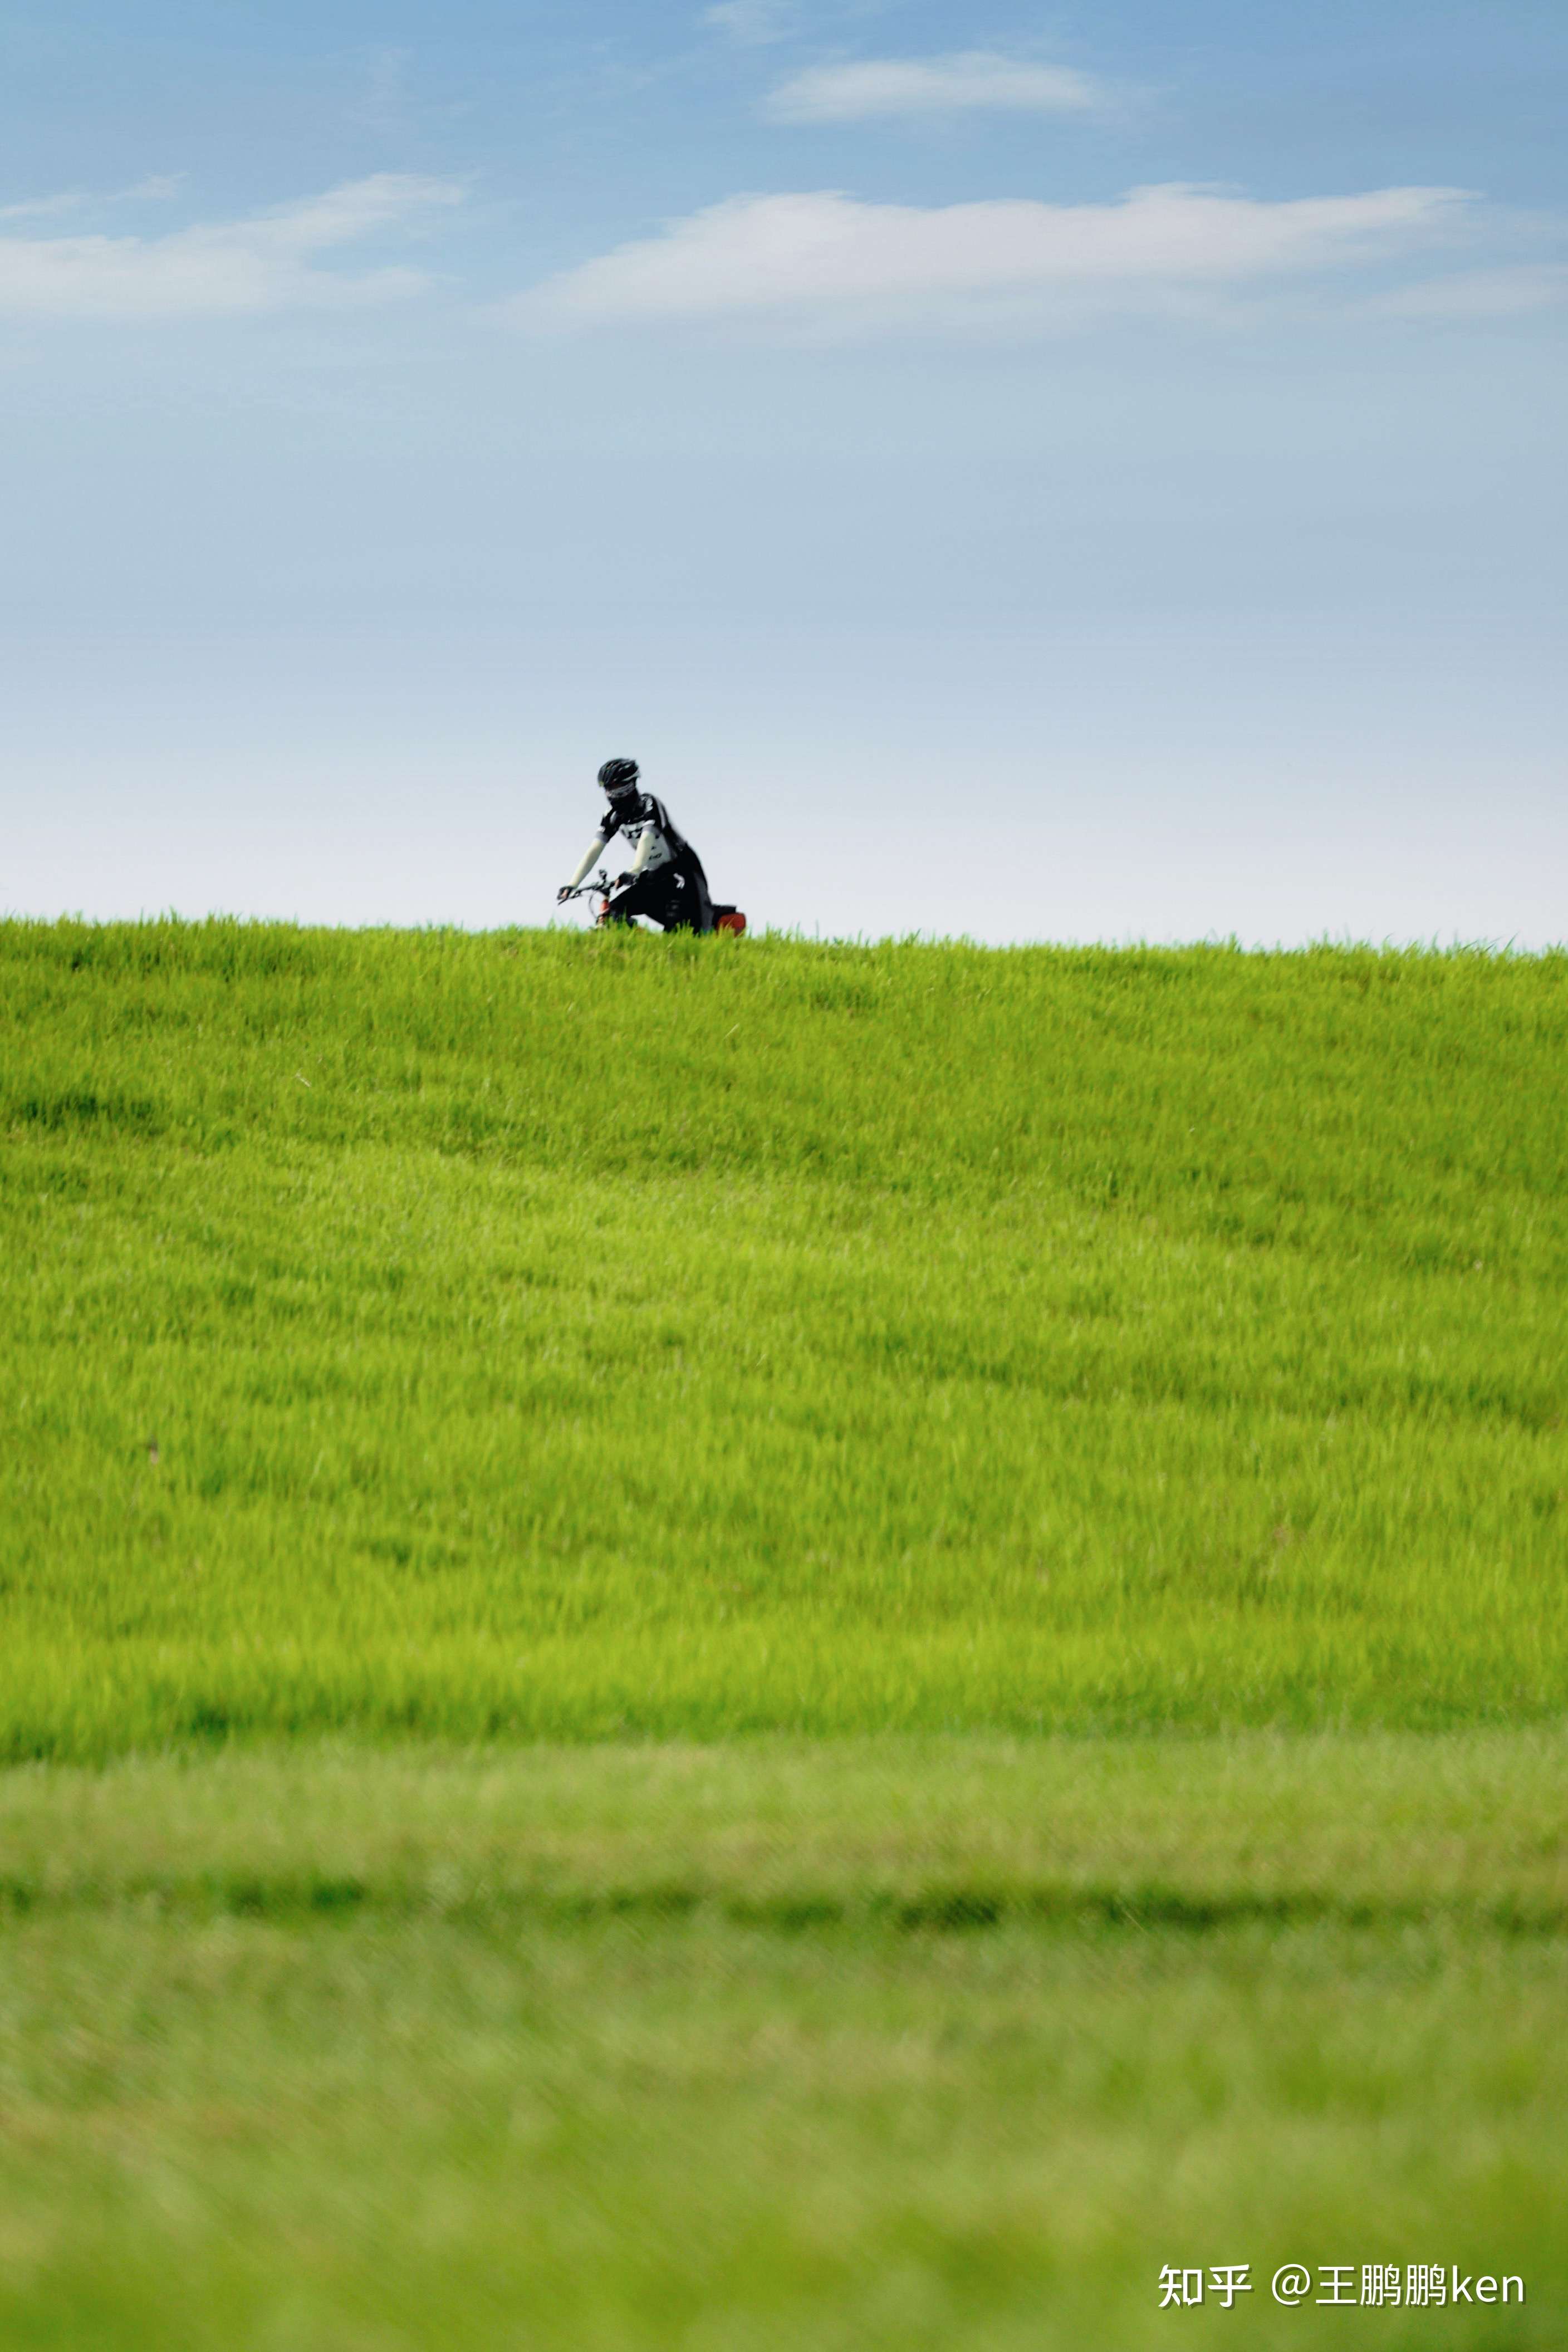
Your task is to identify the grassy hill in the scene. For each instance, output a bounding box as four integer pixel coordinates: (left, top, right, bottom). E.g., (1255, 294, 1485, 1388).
(4, 917, 1566, 1756)
(3, 918, 1566, 2349)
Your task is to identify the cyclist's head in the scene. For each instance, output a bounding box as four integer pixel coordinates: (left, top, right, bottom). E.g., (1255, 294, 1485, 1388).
(598, 756, 641, 811)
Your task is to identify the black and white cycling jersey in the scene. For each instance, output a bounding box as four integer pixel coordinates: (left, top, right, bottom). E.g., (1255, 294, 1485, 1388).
(567, 793, 692, 890)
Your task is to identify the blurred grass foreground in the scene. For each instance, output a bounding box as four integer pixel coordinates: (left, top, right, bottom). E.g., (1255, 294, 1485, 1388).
(2, 916, 1565, 2348)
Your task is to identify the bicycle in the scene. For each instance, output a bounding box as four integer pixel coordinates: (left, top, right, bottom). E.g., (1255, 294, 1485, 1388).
(555, 870, 746, 934)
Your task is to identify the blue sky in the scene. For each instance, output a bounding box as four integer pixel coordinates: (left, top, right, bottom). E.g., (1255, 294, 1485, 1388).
(3, 0, 1564, 942)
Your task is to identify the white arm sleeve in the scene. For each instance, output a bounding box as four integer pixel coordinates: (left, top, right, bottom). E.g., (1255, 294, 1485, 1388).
(629, 825, 657, 878)
(567, 835, 607, 889)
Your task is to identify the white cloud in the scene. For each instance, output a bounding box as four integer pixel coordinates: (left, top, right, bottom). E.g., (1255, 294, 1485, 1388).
(508, 182, 1475, 339)
(1, 175, 185, 226)
(114, 174, 185, 204)
(0, 192, 86, 222)
(763, 51, 1105, 124)
(1374, 263, 1568, 319)
(704, 1, 796, 45)
(0, 173, 460, 321)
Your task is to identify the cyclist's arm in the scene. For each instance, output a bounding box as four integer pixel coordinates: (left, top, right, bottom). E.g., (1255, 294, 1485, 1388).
(628, 824, 660, 879)
(565, 823, 616, 890)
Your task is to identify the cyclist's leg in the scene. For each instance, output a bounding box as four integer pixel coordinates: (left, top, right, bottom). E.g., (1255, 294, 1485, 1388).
(606, 865, 713, 933)
(681, 854, 717, 933)
(650, 860, 713, 933)
(602, 873, 664, 926)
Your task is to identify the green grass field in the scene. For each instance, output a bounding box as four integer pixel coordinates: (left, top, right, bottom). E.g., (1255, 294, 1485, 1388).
(3, 917, 1565, 2346)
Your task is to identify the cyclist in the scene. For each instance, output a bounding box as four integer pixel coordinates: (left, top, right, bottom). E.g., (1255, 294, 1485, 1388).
(558, 758, 717, 933)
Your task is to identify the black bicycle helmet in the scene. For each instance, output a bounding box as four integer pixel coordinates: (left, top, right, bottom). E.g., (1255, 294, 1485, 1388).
(598, 757, 640, 796)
